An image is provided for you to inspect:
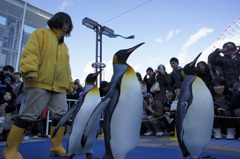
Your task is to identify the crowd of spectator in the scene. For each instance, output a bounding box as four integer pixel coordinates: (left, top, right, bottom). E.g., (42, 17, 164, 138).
(0, 41, 239, 142)
(138, 41, 240, 141)
(0, 65, 50, 140)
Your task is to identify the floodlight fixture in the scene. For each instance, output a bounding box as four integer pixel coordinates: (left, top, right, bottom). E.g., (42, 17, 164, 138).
(82, 17, 98, 30)
(102, 26, 114, 35)
(82, 17, 114, 86)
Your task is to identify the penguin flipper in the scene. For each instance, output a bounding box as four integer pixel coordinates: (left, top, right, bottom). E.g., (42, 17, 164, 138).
(52, 104, 78, 138)
(81, 98, 111, 147)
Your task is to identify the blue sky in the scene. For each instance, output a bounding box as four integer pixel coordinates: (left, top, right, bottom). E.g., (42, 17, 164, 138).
(23, 0, 240, 84)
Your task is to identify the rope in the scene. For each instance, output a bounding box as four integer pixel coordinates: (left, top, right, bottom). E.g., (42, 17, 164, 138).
(214, 115, 240, 119)
(142, 114, 170, 122)
(142, 114, 240, 122)
(101, 0, 152, 24)
(1, 115, 239, 123)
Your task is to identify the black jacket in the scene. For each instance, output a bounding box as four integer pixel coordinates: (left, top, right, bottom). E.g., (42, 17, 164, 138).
(170, 67, 183, 87)
(208, 49, 240, 87)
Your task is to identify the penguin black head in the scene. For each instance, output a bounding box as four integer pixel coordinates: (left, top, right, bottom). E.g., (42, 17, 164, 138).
(113, 42, 145, 64)
(85, 70, 102, 85)
(183, 52, 202, 75)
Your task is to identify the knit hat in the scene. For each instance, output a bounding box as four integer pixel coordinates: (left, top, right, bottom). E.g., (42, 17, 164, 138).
(73, 81, 79, 85)
(173, 82, 182, 89)
(143, 92, 153, 99)
(146, 67, 153, 72)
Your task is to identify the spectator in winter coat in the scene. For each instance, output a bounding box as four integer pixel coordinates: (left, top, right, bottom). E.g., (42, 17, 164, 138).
(208, 42, 240, 89)
(0, 91, 17, 141)
(142, 93, 166, 137)
(210, 78, 236, 140)
(149, 64, 171, 102)
(196, 61, 212, 88)
(0, 65, 16, 95)
(169, 57, 183, 87)
(143, 67, 154, 93)
(230, 83, 240, 140)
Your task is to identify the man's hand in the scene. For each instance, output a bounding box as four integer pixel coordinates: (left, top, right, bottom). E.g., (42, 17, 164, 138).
(25, 77, 37, 81)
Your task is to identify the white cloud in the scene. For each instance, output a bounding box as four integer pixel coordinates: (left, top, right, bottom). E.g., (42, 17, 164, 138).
(175, 29, 180, 34)
(81, 59, 146, 85)
(177, 27, 213, 65)
(166, 29, 180, 41)
(182, 27, 213, 51)
(156, 38, 163, 43)
(166, 30, 174, 41)
(59, 0, 74, 11)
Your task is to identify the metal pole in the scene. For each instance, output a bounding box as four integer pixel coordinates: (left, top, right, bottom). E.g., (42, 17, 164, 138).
(16, 2, 27, 72)
(99, 26, 103, 84)
(95, 27, 99, 86)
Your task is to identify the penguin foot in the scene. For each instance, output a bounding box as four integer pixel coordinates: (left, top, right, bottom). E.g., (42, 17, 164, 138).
(67, 155, 73, 159)
(86, 153, 100, 159)
(198, 155, 216, 159)
(49, 152, 66, 158)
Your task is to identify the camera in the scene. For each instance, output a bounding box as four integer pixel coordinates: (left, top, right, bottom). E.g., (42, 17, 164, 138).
(160, 66, 164, 73)
(144, 97, 150, 105)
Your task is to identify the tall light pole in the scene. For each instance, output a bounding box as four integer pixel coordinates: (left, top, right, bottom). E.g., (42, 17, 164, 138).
(82, 17, 114, 86)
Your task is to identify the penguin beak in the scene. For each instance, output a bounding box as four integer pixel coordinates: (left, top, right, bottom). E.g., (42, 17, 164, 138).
(190, 52, 202, 67)
(126, 42, 145, 54)
(93, 69, 103, 77)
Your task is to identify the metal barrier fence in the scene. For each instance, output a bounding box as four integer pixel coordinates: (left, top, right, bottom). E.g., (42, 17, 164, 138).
(45, 99, 78, 136)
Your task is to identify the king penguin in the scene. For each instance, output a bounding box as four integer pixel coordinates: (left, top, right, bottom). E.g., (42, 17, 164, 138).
(52, 70, 102, 159)
(81, 43, 144, 159)
(176, 53, 214, 159)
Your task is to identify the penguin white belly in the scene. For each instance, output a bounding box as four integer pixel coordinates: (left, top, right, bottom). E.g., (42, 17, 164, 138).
(183, 78, 214, 159)
(67, 93, 101, 156)
(110, 75, 143, 159)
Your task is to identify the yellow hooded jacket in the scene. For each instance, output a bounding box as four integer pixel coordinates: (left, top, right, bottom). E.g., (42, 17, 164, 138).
(20, 28, 73, 93)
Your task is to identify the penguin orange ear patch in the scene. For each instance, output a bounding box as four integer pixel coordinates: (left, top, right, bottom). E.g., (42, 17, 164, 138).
(113, 55, 119, 64)
(182, 70, 186, 76)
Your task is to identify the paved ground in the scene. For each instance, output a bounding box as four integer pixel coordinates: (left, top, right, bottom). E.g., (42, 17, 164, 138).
(98, 134, 240, 157)
(0, 134, 239, 157)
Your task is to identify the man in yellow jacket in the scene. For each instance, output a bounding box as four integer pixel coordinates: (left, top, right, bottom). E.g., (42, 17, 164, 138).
(2, 12, 74, 159)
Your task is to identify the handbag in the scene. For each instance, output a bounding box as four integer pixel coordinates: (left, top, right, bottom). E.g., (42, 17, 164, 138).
(3, 120, 13, 130)
(0, 117, 12, 131)
(150, 75, 160, 93)
(1, 113, 14, 131)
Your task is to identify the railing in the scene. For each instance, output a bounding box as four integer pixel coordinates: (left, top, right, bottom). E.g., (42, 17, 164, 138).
(45, 99, 78, 136)
(45, 98, 105, 136)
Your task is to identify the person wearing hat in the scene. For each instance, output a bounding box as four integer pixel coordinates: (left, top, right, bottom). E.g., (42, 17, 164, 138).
(143, 67, 154, 93)
(173, 82, 182, 100)
(142, 92, 166, 137)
